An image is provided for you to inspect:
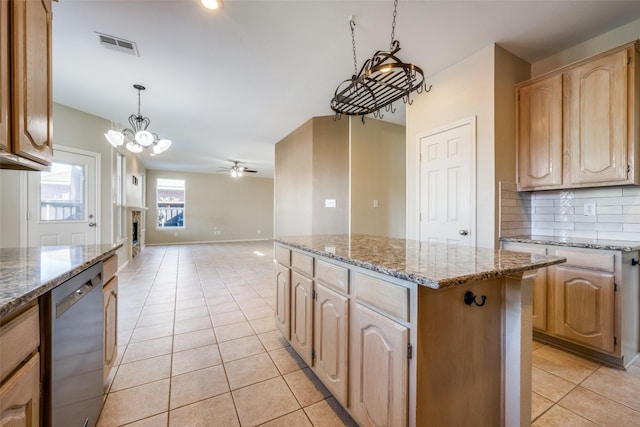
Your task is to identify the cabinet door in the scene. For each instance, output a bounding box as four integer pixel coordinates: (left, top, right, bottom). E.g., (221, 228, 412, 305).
(551, 266, 615, 353)
(104, 277, 118, 381)
(517, 74, 563, 190)
(351, 303, 408, 427)
(0, 353, 40, 427)
(290, 271, 313, 366)
(275, 263, 291, 340)
(313, 283, 349, 407)
(10, 0, 53, 166)
(566, 48, 628, 185)
(0, 0, 8, 151)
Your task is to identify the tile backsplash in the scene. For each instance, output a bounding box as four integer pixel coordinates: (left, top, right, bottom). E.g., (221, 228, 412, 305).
(499, 183, 640, 242)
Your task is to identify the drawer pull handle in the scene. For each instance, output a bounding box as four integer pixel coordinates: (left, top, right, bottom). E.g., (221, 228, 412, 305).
(464, 291, 486, 307)
(632, 259, 639, 266)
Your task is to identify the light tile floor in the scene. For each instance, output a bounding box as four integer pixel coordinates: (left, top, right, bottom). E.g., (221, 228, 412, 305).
(97, 241, 640, 426)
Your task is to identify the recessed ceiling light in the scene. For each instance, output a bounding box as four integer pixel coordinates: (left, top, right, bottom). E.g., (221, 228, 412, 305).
(201, 0, 223, 10)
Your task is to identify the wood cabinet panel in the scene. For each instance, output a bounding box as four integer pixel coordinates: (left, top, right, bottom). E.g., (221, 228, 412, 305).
(0, 353, 40, 427)
(290, 271, 313, 366)
(351, 303, 408, 427)
(292, 251, 314, 277)
(354, 272, 409, 321)
(0, 304, 39, 381)
(313, 283, 349, 407)
(551, 265, 615, 353)
(275, 245, 291, 266)
(9, 0, 53, 166)
(104, 276, 118, 381)
(553, 247, 615, 272)
(316, 259, 348, 294)
(275, 263, 291, 340)
(566, 48, 628, 185)
(0, 0, 8, 151)
(103, 254, 118, 284)
(517, 74, 563, 190)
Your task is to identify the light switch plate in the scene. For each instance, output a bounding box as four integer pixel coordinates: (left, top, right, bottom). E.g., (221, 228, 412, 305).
(325, 199, 336, 208)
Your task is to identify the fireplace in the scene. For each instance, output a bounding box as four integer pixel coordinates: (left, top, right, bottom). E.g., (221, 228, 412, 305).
(131, 210, 141, 258)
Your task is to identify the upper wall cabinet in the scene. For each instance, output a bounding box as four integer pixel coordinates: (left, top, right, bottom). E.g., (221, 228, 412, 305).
(0, 0, 53, 171)
(516, 41, 639, 191)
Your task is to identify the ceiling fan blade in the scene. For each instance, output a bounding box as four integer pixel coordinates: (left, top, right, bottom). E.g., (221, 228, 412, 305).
(243, 169, 258, 173)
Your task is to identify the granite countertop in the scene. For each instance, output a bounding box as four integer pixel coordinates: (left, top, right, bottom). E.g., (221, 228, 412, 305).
(0, 243, 122, 318)
(500, 235, 640, 252)
(272, 234, 565, 289)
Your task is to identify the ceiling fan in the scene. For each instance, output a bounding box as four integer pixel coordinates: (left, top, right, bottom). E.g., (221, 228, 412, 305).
(217, 160, 258, 177)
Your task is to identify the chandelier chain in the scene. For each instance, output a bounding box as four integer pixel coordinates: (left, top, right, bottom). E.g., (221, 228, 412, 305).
(350, 18, 357, 76)
(390, 0, 398, 49)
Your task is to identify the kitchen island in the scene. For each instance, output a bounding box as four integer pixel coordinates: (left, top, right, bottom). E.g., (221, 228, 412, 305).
(0, 243, 121, 427)
(272, 234, 565, 427)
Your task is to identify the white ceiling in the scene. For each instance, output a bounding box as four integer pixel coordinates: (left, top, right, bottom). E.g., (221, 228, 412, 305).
(52, 0, 640, 177)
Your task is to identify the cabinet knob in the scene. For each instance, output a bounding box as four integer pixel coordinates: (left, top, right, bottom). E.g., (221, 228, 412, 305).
(459, 229, 469, 236)
(632, 259, 639, 266)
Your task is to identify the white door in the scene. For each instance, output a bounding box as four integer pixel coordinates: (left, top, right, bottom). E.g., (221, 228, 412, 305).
(418, 118, 475, 245)
(28, 146, 99, 246)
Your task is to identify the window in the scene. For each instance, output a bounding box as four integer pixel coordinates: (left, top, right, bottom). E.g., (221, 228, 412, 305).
(157, 178, 185, 228)
(40, 162, 85, 221)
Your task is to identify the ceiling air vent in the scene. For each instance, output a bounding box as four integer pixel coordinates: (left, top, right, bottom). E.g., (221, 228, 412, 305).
(96, 32, 139, 56)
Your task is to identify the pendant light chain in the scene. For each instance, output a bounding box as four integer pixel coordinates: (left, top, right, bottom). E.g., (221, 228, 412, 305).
(390, 0, 398, 49)
(350, 18, 358, 77)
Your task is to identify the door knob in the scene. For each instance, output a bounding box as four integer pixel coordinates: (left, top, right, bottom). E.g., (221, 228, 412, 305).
(459, 229, 469, 236)
(88, 222, 97, 227)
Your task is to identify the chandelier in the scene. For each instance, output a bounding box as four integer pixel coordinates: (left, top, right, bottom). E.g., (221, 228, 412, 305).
(104, 84, 172, 155)
(330, 0, 431, 121)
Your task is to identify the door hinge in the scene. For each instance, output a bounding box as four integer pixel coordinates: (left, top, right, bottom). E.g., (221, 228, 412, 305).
(312, 289, 317, 300)
(628, 164, 631, 173)
(628, 56, 632, 65)
(614, 283, 618, 292)
(614, 336, 618, 347)
(407, 343, 413, 359)
(312, 350, 316, 362)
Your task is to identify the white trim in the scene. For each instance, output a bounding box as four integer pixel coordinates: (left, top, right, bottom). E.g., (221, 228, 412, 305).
(415, 116, 477, 245)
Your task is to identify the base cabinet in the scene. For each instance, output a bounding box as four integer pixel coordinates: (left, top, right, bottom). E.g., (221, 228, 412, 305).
(275, 263, 291, 340)
(551, 265, 615, 353)
(290, 271, 314, 366)
(0, 353, 40, 427)
(350, 303, 408, 427)
(103, 276, 118, 380)
(313, 283, 349, 407)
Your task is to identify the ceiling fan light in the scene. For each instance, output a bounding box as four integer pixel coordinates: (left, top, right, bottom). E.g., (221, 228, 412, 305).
(153, 139, 172, 154)
(231, 170, 238, 178)
(125, 141, 143, 153)
(201, 0, 223, 10)
(135, 130, 154, 146)
(104, 130, 124, 147)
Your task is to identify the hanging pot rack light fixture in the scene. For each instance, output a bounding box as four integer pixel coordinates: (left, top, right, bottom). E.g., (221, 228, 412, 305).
(104, 84, 172, 155)
(330, 0, 431, 121)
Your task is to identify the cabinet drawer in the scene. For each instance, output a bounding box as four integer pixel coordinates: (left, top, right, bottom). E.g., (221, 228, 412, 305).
(316, 259, 349, 294)
(103, 254, 118, 284)
(354, 273, 409, 321)
(0, 304, 39, 381)
(551, 248, 615, 272)
(275, 245, 291, 266)
(292, 251, 314, 277)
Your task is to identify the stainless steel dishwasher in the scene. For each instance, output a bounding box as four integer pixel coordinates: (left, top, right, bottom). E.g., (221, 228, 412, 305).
(45, 262, 104, 427)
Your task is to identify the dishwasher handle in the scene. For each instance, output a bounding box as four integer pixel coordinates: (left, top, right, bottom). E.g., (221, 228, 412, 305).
(56, 273, 102, 318)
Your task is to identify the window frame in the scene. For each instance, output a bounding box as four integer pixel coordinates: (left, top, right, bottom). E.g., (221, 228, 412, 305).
(156, 178, 186, 230)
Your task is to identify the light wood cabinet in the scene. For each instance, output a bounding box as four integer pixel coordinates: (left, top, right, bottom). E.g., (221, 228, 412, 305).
(0, 353, 40, 427)
(313, 283, 349, 407)
(0, 0, 53, 171)
(275, 262, 291, 340)
(566, 48, 630, 185)
(516, 41, 640, 191)
(351, 303, 408, 427)
(290, 271, 313, 366)
(517, 74, 563, 190)
(0, 302, 40, 427)
(502, 242, 548, 331)
(103, 276, 118, 381)
(551, 265, 615, 353)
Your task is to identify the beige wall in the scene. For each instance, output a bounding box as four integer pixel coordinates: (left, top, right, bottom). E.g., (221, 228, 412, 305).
(0, 170, 25, 247)
(406, 44, 530, 248)
(145, 169, 273, 244)
(532, 18, 640, 76)
(351, 118, 406, 238)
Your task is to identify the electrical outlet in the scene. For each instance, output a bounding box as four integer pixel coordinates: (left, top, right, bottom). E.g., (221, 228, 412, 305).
(373, 199, 379, 208)
(583, 203, 596, 216)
